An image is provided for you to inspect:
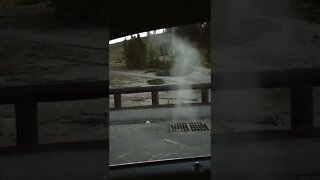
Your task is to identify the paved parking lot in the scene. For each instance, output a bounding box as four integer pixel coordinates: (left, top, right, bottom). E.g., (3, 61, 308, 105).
(109, 105, 211, 165)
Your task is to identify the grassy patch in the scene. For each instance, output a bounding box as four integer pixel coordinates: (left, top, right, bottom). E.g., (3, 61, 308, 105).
(147, 78, 165, 85)
(155, 69, 170, 76)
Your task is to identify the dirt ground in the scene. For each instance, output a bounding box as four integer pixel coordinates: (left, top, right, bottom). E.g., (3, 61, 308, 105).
(0, 2, 108, 146)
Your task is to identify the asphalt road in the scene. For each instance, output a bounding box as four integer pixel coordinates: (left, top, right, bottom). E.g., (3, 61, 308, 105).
(109, 105, 211, 165)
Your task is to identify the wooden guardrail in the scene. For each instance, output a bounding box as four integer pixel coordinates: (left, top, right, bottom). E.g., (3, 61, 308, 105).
(0, 80, 108, 146)
(0, 80, 108, 104)
(109, 83, 211, 108)
(1, 67, 320, 146)
(108, 67, 320, 130)
(213, 67, 320, 129)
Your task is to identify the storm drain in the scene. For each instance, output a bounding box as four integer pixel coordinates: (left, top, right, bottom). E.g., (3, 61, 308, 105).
(170, 122, 209, 132)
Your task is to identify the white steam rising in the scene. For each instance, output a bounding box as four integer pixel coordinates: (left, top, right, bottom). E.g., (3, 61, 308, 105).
(170, 36, 202, 77)
(170, 35, 205, 122)
(148, 32, 209, 122)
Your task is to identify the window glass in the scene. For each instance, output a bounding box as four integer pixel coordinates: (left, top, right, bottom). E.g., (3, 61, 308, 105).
(109, 23, 211, 165)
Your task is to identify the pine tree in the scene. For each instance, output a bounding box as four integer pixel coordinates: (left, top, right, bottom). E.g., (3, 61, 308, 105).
(122, 38, 128, 63)
(148, 45, 159, 68)
(126, 36, 137, 69)
(124, 34, 148, 69)
(136, 34, 148, 69)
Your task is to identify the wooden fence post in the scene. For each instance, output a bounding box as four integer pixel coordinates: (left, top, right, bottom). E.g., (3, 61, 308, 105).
(15, 102, 38, 146)
(201, 89, 209, 103)
(291, 86, 313, 128)
(152, 91, 159, 106)
(114, 94, 122, 108)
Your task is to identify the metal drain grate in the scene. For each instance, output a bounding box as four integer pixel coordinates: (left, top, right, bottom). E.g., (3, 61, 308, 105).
(170, 122, 209, 132)
(171, 122, 189, 132)
(189, 122, 210, 131)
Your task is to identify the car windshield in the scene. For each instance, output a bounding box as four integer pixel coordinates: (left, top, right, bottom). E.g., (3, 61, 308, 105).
(109, 23, 211, 165)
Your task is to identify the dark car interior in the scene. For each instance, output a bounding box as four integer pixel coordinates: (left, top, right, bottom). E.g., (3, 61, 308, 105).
(0, 0, 210, 180)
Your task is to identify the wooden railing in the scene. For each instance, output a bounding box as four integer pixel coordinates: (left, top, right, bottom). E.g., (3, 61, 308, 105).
(114, 66, 320, 130)
(1, 67, 320, 146)
(213, 67, 320, 129)
(0, 80, 108, 146)
(109, 83, 211, 108)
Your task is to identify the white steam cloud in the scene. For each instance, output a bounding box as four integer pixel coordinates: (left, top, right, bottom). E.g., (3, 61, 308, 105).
(170, 35, 206, 122)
